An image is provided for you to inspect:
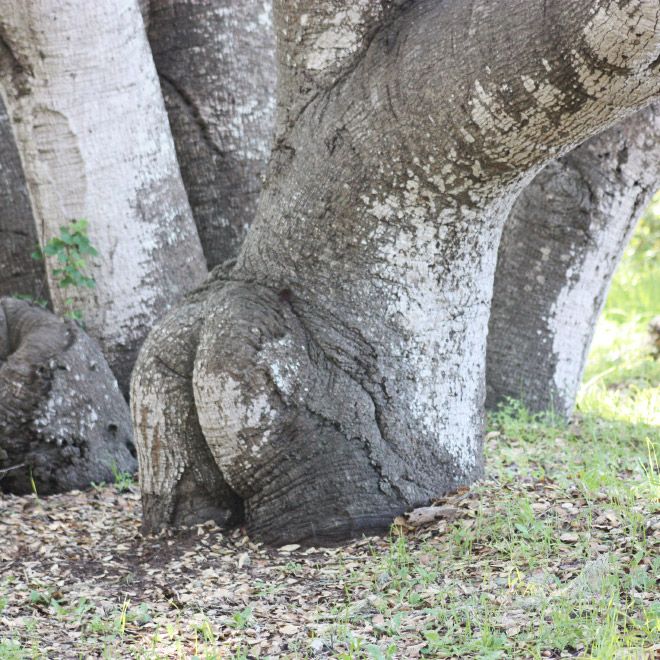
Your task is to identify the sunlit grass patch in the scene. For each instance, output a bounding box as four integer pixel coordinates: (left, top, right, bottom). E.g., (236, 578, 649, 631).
(580, 199, 660, 432)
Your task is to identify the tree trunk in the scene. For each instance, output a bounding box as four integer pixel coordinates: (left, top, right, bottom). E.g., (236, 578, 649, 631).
(144, 0, 277, 267)
(0, 0, 207, 392)
(487, 104, 660, 418)
(0, 298, 135, 494)
(134, 0, 660, 544)
(0, 96, 48, 303)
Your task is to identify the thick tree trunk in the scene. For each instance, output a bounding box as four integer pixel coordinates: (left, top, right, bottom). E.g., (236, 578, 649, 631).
(134, 0, 660, 544)
(487, 105, 660, 418)
(0, 0, 207, 392)
(0, 298, 135, 494)
(145, 0, 277, 267)
(0, 96, 47, 303)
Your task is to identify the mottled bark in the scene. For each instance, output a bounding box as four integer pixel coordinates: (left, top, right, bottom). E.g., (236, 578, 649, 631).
(0, 96, 47, 302)
(0, 298, 135, 494)
(487, 104, 660, 418)
(0, 0, 207, 392)
(131, 264, 243, 532)
(145, 0, 276, 267)
(134, 0, 660, 544)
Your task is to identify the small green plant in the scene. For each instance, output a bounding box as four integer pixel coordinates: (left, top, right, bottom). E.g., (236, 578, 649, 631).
(228, 606, 253, 630)
(32, 219, 98, 322)
(11, 293, 49, 308)
(0, 639, 29, 660)
(116, 598, 130, 638)
(110, 463, 135, 493)
(28, 469, 39, 499)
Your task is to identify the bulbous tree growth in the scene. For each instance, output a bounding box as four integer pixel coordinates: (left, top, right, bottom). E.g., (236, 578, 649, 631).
(0, 298, 135, 495)
(133, 0, 660, 544)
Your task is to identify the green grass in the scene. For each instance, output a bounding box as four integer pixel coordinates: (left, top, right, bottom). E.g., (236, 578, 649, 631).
(580, 198, 660, 430)
(599, 196, 659, 326)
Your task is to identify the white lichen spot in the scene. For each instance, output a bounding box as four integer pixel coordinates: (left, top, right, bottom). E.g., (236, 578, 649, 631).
(305, 2, 380, 71)
(470, 80, 516, 134)
(194, 372, 276, 472)
(521, 75, 537, 93)
(460, 128, 475, 144)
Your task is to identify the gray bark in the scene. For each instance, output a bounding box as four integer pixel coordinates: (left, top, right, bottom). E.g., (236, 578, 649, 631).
(0, 298, 135, 495)
(0, 96, 48, 303)
(131, 264, 243, 532)
(0, 0, 207, 393)
(145, 0, 277, 267)
(487, 104, 660, 418)
(134, 0, 660, 544)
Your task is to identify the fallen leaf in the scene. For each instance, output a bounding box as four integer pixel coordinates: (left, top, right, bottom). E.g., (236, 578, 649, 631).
(405, 505, 458, 527)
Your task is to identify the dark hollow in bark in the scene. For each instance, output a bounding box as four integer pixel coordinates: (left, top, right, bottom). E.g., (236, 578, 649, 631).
(487, 104, 660, 418)
(145, 0, 277, 268)
(134, 0, 660, 545)
(0, 97, 49, 303)
(0, 298, 136, 494)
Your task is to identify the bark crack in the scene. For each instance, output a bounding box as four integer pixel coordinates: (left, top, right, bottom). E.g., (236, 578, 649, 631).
(281, 295, 407, 502)
(280, 0, 416, 138)
(159, 73, 225, 160)
(153, 354, 189, 381)
(0, 24, 31, 92)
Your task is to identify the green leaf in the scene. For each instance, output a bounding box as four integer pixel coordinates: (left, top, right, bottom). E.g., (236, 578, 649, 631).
(59, 228, 74, 245)
(70, 218, 89, 233)
(43, 240, 64, 256)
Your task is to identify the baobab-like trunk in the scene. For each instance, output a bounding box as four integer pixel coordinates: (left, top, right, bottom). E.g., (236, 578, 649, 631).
(134, 0, 660, 544)
(0, 97, 47, 303)
(0, 0, 207, 392)
(145, 0, 277, 267)
(487, 105, 660, 418)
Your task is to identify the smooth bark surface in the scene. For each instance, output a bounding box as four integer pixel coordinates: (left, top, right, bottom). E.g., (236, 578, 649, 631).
(0, 96, 47, 302)
(0, 0, 207, 392)
(0, 298, 135, 494)
(145, 0, 277, 267)
(134, 0, 660, 544)
(488, 105, 660, 418)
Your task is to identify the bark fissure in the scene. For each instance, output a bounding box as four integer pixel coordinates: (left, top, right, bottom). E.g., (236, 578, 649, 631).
(280, 294, 408, 503)
(159, 73, 226, 160)
(146, 0, 276, 268)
